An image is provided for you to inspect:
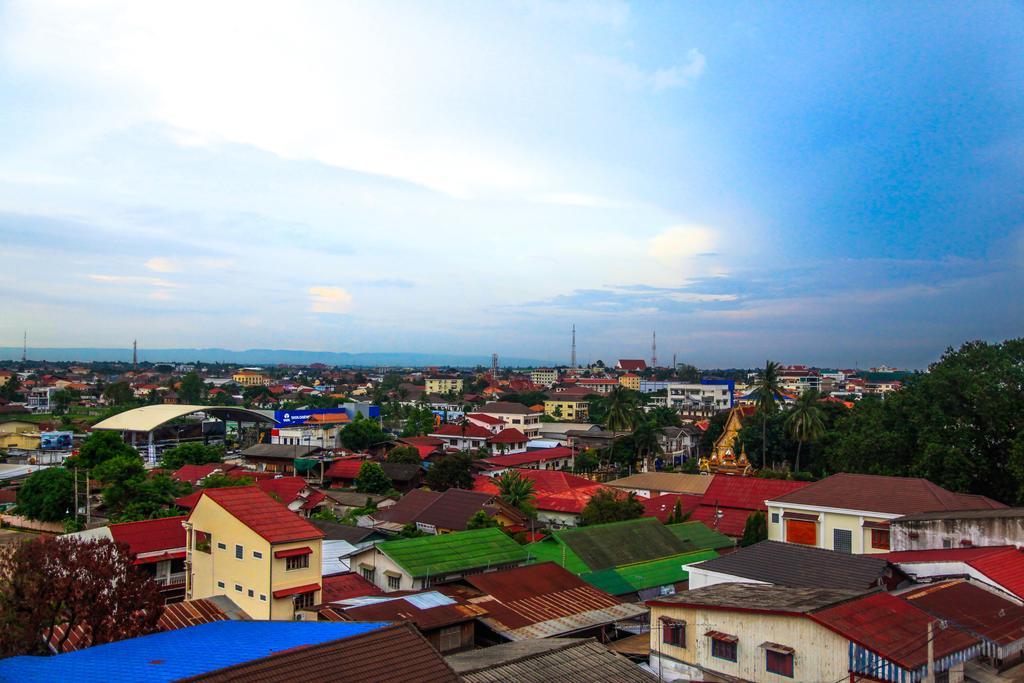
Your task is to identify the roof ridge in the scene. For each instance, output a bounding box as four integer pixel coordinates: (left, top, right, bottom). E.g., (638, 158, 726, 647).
(458, 638, 592, 674)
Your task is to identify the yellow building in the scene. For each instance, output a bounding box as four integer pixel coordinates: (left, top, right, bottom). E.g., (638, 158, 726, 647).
(544, 398, 589, 421)
(618, 373, 641, 391)
(184, 486, 324, 620)
(0, 420, 40, 450)
(425, 377, 463, 394)
(232, 370, 271, 387)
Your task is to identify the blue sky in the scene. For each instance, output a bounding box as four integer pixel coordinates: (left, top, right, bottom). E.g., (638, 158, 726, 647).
(0, 1, 1021, 368)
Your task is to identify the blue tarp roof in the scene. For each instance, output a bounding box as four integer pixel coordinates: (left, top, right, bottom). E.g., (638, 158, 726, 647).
(0, 620, 390, 683)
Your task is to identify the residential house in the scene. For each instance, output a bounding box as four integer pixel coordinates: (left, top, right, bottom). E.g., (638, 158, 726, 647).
(239, 443, 323, 475)
(686, 540, 902, 591)
(314, 590, 486, 654)
(0, 621, 460, 683)
(473, 402, 543, 439)
(767, 473, 1007, 554)
(323, 459, 423, 492)
(536, 422, 601, 445)
(172, 463, 240, 486)
(480, 446, 575, 474)
(184, 486, 325, 620)
(661, 382, 732, 411)
(641, 493, 704, 523)
(429, 423, 528, 456)
(232, 370, 271, 387)
(529, 368, 559, 387)
(690, 475, 810, 538)
(317, 490, 397, 518)
(890, 507, 1024, 551)
(880, 546, 1024, 602)
(657, 426, 700, 465)
(778, 366, 822, 395)
(543, 397, 589, 421)
(606, 472, 714, 499)
(647, 583, 981, 683)
(460, 562, 647, 642)
(0, 420, 40, 450)
(447, 638, 657, 682)
(364, 488, 525, 535)
(473, 469, 606, 527)
(619, 373, 641, 391)
(425, 377, 464, 394)
(348, 527, 529, 593)
(576, 377, 619, 395)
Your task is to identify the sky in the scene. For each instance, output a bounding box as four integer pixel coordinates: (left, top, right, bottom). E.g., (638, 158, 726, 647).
(0, 1, 1022, 368)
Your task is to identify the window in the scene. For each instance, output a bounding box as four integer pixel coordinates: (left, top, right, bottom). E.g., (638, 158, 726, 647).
(387, 574, 401, 590)
(661, 618, 685, 647)
(235, 544, 243, 560)
(217, 581, 225, 589)
(771, 512, 780, 524)
(871, 529, 890, 550)
(234, 584, 242, 592)
(217, 542, 227, 551)
(253, 551, 263, 559)
(294, 591, 315, 610)
(361, 567, 375, 582)
(247, 589, 254, 598)
(833, 528, 853, 554)
(259, 594, 267, 601)
(196, 532, 212, 554)
(286, 554, 309, 571)
(766, 650, 794, 677)
(711, 637, 737, 662)
(785, 519, 816, 546)
(439, 626, 461, 652)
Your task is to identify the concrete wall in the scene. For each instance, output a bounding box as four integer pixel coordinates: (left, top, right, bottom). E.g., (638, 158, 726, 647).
(892, 515, 1024, 551)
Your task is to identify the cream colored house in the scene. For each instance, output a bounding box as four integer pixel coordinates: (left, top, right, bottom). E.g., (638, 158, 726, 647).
(766, 473, 1006, 555)
(425, 377, 463, 394)
(184, 486, 324, 620)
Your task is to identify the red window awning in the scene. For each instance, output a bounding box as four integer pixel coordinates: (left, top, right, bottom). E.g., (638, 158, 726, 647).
(861, 520, 890, 530)
(274, 546, 313, 559)
(272, 583, 320, 599)
(705, 630, 738, 643)
(132, 550, 187, 565)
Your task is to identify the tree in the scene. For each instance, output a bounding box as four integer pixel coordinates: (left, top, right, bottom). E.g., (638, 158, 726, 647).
(466, 510, 499, 530)
(786, 390, 826, 473)
(200, 472, 253, 488)
(754, 361, 783, 467)
(16, 468, 74, 522)
(573, 449, 599, 474)
(580, 489, 644, 526)
(665, 499, 691, 524)
(386, 445, 422, 465)
(648, 406, 681, 428)
(93, 455, 147, 511)
(66, 430, 137, 470)
(632, 419, 663, 471)
(93, 458, 190, 520)
(102, 381, 134, 406)
(0, 537, 162, 656)
(159, 442, 224, 470)
(178, 372, 206, 404)
(0, 373, 22, 401)
(496, 470, 535, 511)
(51, 389, 77, 416)
(354, 462, 393, 494)
(603, 386, 639, 432)
(424, 452, 474, 491)
(396, 523, 427, 538)
(740, 511, 768, 547)
(340, 416, 388, 452)
(401, 405, 436, 437)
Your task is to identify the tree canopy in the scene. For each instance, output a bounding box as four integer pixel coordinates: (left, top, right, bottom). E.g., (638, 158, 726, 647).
(354, 462, 393, 494)
(159, 442, 224, 470)
(67, 430, 139, 470)
(340, 416, 389, 452)
(466, 510, 499, 530)
(16, 468, 74, 522)
(386, 445, 422, 465)
(580, 488, 644, 526)
(424, 452, 474, 491)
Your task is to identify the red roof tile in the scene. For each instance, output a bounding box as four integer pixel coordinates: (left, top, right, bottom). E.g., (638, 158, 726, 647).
(109, 515, 187, 556)
(172, 464, 239, 485)
(810, 592, 980, 669)
(195, 486, 324, 544)
(325, 458, 368, 479)
(482, 447, 575, 467)
(901, 580, 1024, 646)
(701, 476, 810, 512)
(474, 470, 606, 514)
(431, 423, 493, 439)
(486, 428, 527, 444)
(257, 476, 308, 506)
(617, 359, 647, 371)
(321, 572, 383, 603)
(642, 493, 703, 523)
(466, 413, 504, 425)
(769, 473, 1007, 515)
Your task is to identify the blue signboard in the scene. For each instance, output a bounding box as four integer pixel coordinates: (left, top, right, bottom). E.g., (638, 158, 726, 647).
(273, 408, 349, 426)
(40, 431, 74, 450)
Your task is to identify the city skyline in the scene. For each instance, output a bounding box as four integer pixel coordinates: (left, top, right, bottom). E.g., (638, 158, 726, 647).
(1, 2, 1022, 367)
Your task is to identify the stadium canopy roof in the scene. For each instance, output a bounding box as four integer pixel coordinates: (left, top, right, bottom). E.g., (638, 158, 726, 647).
(92, 404, 277, 433)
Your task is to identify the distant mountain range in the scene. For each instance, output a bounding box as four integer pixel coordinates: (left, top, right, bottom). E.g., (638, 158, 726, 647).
(0, 347, 553, 368)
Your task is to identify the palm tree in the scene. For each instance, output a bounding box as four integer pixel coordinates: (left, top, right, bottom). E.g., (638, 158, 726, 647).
(604, 386, 637, 433)
(754, 360, 782, 467)
(497, 470, 535, 510)
(785, 390, 825, 473)
(631, 419, 663, 472)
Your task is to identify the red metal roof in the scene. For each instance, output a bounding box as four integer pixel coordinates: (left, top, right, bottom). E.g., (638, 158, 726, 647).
(810, 592, 979, 670)
(473, 470, 606, 514)
(689, 505, 752, 537)
(325, 459, 368, 479)
(109, 515, 187, 556)
(482, 447, 575, 467)
(768, 473, 1008, 515)
(617, 359, 647, 371)
(274, 546, 312, 559)
(486, 428, 527, 444)
(399, 436, 445, 447)
(257, 476, 309, 505)
(320, 572, 383, 603)
(171, 464, 237, 485)
(431, 423, 493, 439)
(466, 413, 504, 425)
(901, 580, 1024, 645)
(642, 493, 703, 523)
(700, 475, 810, 512)
(196, 486, 324, 544)
(879, 546, 1015, 563)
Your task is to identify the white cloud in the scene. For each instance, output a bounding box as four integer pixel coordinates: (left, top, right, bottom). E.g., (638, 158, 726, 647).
(144, 256, 180, 273)
(648, 225, 717, 265)
(651, 49, 707, 91)
(578, 48, 706, 92)
(308, 286, 353, 314)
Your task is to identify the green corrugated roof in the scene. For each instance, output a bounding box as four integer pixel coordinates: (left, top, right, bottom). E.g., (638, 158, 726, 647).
(666, 521, 735, 551)
(580, 549, 719, 595)
(378, 528, 528, 578)
(554, 517, 689, 570)
(524, 537, 589, 574)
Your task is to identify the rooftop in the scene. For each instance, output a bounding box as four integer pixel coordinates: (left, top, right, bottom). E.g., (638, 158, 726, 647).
(321, 572, 384, 603)
(768, 472, 1008, 515)
(555, 517, 690, 571)
(894, 507, 1024, 522)
(581, 549, 719, 596)
(446, 638, 656, 682)
(690, 540, 893, 590)
(377, 527, 528, 578)
(900, 580, 1024, 646)
(664, 521, 735, 552)
(477, 402, 540, 415)
(375, 488, 501, 531)
(605, 472, 714, 496)
(108, 515, 187, 557)
(648, 582, 863, 613)
(195, 486, 324, 544)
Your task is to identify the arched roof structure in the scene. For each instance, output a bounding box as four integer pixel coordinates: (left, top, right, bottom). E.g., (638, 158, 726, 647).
(91, 404, 277, 433)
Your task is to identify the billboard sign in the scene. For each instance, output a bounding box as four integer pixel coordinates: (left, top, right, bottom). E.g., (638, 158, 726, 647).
(273, 408, 349, 427)
(40, 431, 74, 451)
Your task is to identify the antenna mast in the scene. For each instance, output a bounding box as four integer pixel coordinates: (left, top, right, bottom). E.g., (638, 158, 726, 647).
(22, 331, 26, 363)
(651, 330, 657, 368)
(491, 353, 499, 380)
(133, 339, 138, 370)
(571, 324, 576, 368)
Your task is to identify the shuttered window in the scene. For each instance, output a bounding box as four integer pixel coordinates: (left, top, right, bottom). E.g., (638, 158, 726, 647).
(785, 519, 816, 546)
(766, 650, 794, 677)
(871, 529, 890, 549)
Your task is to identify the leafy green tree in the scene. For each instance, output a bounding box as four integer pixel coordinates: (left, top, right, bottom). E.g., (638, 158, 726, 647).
(66, 430, 137, 470)
(341, 416, 388, 452)
(632, 419, 663, 471)
(177, 372, 206, 404)
(466, 510, 499, 530)
(573, 449, 600, 474)
(604, 386, 639, 432)
(396, 523, 427, 538)
(665, 499, 691, 524)
(496, 470, 535, 511)
(386, 445, 422, 465)
(0, 374, 23, 401)
(786, 390, 826, 473)
(698, 410, 730, 455)
(424, 452, 474, 491)
(354, 462, 393, 494)
(159, 443, 224, 470)
(94, 455, 148, 511)
(580, 488, 644, 526)
(102, 381, 134, 406)
(200, 472, 253, 488)
(16, 468, 74, 522)
(401, 406, 436, 437)
(51, 389, 77, 416)
(648, 406, 681, 428)
(740, 511, 768, 547)
(754, 361, 783, 466)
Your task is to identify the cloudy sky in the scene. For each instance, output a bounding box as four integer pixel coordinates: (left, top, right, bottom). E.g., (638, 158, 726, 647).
(1, 1, 1022, 368)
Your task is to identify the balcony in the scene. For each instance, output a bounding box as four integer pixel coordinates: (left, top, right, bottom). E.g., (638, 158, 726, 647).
(154, 572, 186, 587)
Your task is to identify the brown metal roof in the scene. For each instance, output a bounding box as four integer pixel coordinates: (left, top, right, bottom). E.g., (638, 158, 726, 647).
(183, 622, 460, 682)
(158, 597, 250, 631)
(901, 580, 1024, 646)
(447, 638, 656, 682)
(329, 595, 487, 630)
(648, 583, 864, 614)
